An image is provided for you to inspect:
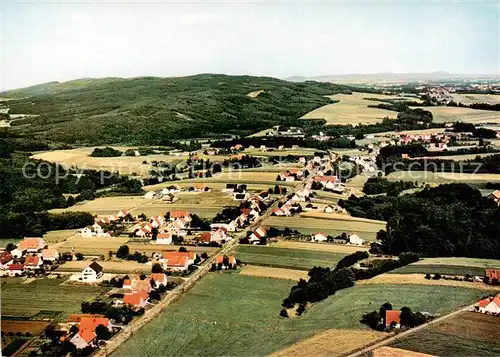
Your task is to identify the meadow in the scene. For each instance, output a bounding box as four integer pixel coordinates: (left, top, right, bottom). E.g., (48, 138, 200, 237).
(239, 265, 309, 281)
(42, 229, 79, 243)
(57, 260, 152, 274)
(263, 216, 386, 241)
(450, 93, 500, 105)
(301, 92, 398, 125)
(236, 245, 347, 270)
(111, 274, 490, 357)
(1, 278, 109, 319)
(50, 196, 147, 216)
(144, 181, 275, 193)
(388, 257, 500, 276)
(272, 240, 369, 254)
(391, 312, 500, 356)
(386, 171, 500, 185)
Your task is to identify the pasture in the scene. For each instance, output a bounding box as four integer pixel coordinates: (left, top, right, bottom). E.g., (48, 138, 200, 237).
(239, 265, 309, 281)
(42, 229, 79, 243)
(50, 196, 146, 216)
(144, 181, 274, 193)
(301, 92, 398, 125)
(386, 171, 500, 185)
(58, 236, 219, 256)
(111, 274, 490, 357)
(263, 216, 386, 241)
(451, 93, 500, 105)
(391, 312, 500, 356)
(1, 278, 109, 319)
(412, 106, 500, 124)
(236, 245, 347, 270)
(389, 257, 500, 276)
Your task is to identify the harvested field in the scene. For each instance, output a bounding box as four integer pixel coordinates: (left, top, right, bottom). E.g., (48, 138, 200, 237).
(301, 92, 398, 125)
(50, 196, 146, 216)
(386, 171, 500, 184)
(239, 265, 309, 281)
(412, 106, 500, 124)
(42, 229, 78, 243)
(1, 278, 109, 319)
(388, 264, 487, 277)
(372, 347, 436, 357)
(413, 257, 500, 268)
(356, 274, 499, 291)
(263, 216, 385, 241)
(236, 245, 347, 270)
(273, 240, 368, 254)
(1, 321, 51, 335)
(269, 329, 386, 357)
(144, 181, 274, 192)
(243, 148, 317, 157)
(58, 236, 220, 256)
(391, 312, 500, 356)
(247, 89, 265, 98)
(451, 94, 500, 105)
(57, 260, 151, 273)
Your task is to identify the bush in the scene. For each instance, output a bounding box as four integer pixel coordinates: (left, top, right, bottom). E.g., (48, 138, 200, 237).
(432, 273, 442, 280)
(279, 309, 289, 318)
(75, 253, 84, 261)
(424, 273, 431, 280)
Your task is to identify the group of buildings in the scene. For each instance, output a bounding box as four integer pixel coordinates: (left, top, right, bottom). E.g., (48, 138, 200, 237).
(0, 237, 59, 276)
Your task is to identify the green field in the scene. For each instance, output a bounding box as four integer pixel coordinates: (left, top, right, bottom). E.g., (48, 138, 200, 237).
(112, 274, 490, 357)
(389, 257, 500, 276)
(391, 312, 500, 356)
(1, 278, 109, 319)
(263, 216, 385, 242)
(236, 245, 347, 270)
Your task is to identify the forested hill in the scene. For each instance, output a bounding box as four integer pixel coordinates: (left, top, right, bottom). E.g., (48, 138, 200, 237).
(1, 74, 351, 145)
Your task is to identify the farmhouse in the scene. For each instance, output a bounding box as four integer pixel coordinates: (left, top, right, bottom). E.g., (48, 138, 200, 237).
(486, 269, 500, 283)
(385, 310, 401, 328)
(161, 251, 196, 271)
(151, 273, 168, 287)
(8, 263, 24, 276)
(42, 248, 59, 262)
(161, 185, 180, 194)
(348, 234, 364, 245)
(18, 237, 45, 253)
(10, 248, 23, 259)
(169, 210, 191, 222)
(123, 276, 152, 292)
(150, 215, 167, 228)
(210, 222, 237, 232)
(0, 251, 13, 269)
(24, 255, 42, 270)
(69, 316, 112, 349)
(117, 210, 129, 218)
(476, 295, 500, 314)
(80, 262, 104, 283)
(489, 191, 500, 203)
(249, 227, 267, 243)
(156, 232, 173, 245)
(311, 232, 328, 242)
(215, 255, 237, 269)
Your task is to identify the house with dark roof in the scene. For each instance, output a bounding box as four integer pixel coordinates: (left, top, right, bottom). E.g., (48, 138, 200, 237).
(80, 262, 103, 282)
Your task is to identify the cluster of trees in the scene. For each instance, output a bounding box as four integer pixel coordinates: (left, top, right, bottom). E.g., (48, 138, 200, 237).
(115, 245, 148, 263)
(339, 183, 500, 259)
(452, 122, 498, 138)
(352, 253, 419, 280)
(363, 177, 419, 196)
(448, 100, 500, 112)
(361, 303, 429, 331)
(90, 147, 123, 157)
(335, 251, 369, 270)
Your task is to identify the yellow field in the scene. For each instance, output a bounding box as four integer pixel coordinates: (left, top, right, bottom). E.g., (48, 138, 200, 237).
(273, 240, 369, 253)
(196, 171, 294, 185)
(50, 196, 147, 216)
(299, 212, 384, 224)
(356, 273, 499, 291)
(42, 229, 79, 243)
(412, 106, 500, 124)
(410, 153, 498, 161)
(57, 236, 220, 256)
(239, 265, 309, 281)
(144, 181, 273, 192)
(247, 89, 265, 98)
(451, 94, 500, 105)
(263, 216, 386, 241)
(301, 92, 398, 125)
(57, 260, 151, 273)
(386, 171, 500, 184)
(243, 148, 317, 157)
(413, 257, 500, 268)
(269, 329, 387, 357)
(372, 347, 436, 357)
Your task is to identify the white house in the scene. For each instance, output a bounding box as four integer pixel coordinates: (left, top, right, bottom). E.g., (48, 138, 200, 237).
(69, 316, 112, 349)
(477, 296, 500, 314)
(151, 273, 168, 287)
(8, 263, 25, 276)
(144, 191, 156, 199)
(210, 222, 237, 232)
(156, 232, 173, 245)
(348, 234, 364, 246)
(80, 227, 95, 237)
(324, 205, 335, 213)
(42, 248, 59, 262)
(80, 262, 103, 283)
(10, 248, 23, 259)
(249, 227, 267, 243)
(311, 232, 328, 242)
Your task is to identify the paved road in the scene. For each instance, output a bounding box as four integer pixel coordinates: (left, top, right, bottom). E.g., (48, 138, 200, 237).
(345, 302, 478, 357)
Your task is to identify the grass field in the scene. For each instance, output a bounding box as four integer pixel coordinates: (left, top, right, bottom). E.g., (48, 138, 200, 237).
(356, 274, 499, 291)
(272, 240, 369, 253)
(58, 236, 220, 256)
(1, 278, 109, 319)
(411, 106, 500, 124)
(239, 265, 309, 281)
(301, 92, 398, 125)
(50, 196, 147, 216)
(144, 181, 275, 192)
(0, 238, 21, 248)
(236, 245, 347, 270)
(42, 229, 79, 243)
(111, 274, 490, 357)
(391, 311, 500, 356)
(263, 216, 386, 242)
(389, 257, 500, 276)
(57, 260, 151, 273)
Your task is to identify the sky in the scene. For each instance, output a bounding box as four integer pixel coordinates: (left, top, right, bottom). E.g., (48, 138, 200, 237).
(1, 0, 499, 90)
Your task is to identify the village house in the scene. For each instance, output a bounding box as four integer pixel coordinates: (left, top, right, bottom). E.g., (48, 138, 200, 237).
(150, 215, 167, 228)
(486, 269, 500, 283)
(123, 276, 152, 292)
(161, 185, 180, 195)
(80, 262, 104, 283)
(18, 237, 45, 253)
(69, 316, 112, 349)
(117, 210, 129, 219)
(215, 255, 237, 269)
(348, 234, 364, 246)
(8, 263, 25, 276)
(10, 248, 23, 259)
(0, 251, 13, 269)
(488, 190, 500, 203)
(210, 221, 237, 232)
(144, 191, 157, 199)
(156, 232, 173, 245)
(160, 251, 197, 271)
(24, 255, 42, 270)
(311, 232, 328, 242)
(249, 227, 267, 243)
(42, 248, 60, 262)
(476, 295, 500, 314)
(385, 310, 401, 328)
(151, 273, 168, 287)
(169, 210, 192, 222)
